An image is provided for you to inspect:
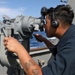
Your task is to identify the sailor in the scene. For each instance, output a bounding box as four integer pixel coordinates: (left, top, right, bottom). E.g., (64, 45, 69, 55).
(4, 4, 75, 75)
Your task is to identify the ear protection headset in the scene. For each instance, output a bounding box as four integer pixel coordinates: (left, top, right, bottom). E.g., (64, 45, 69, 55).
(51, 9, 59, 28)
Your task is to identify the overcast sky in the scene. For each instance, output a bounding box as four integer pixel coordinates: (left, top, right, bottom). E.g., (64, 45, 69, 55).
(0, 0, 65, 20)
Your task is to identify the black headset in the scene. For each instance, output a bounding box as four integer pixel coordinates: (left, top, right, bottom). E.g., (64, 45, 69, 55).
(41, 6, 59, 28)
(51, 9, 59, 28)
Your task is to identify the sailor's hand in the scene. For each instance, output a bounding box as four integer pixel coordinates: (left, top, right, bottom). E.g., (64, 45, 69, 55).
(3, 36, 24, 53)
(34, 34, 45, 42)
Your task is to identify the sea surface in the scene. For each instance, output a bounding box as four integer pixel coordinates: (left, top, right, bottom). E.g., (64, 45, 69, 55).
(30, 31, 47, 49)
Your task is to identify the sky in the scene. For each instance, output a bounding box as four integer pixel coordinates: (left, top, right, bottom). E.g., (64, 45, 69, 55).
(0, 0, 66, 20)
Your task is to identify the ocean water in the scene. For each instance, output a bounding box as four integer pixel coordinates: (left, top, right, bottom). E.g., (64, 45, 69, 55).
(30, 31, 47, 49)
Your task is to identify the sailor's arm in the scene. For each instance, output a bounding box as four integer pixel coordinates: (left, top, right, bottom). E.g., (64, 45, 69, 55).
(3, 36, 43, 75)
(34, 34, 54, 48)
(17, 47, 43, 75)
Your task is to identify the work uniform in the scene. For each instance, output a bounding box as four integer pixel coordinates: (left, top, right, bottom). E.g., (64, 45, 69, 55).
(42, 24, 75, 75)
